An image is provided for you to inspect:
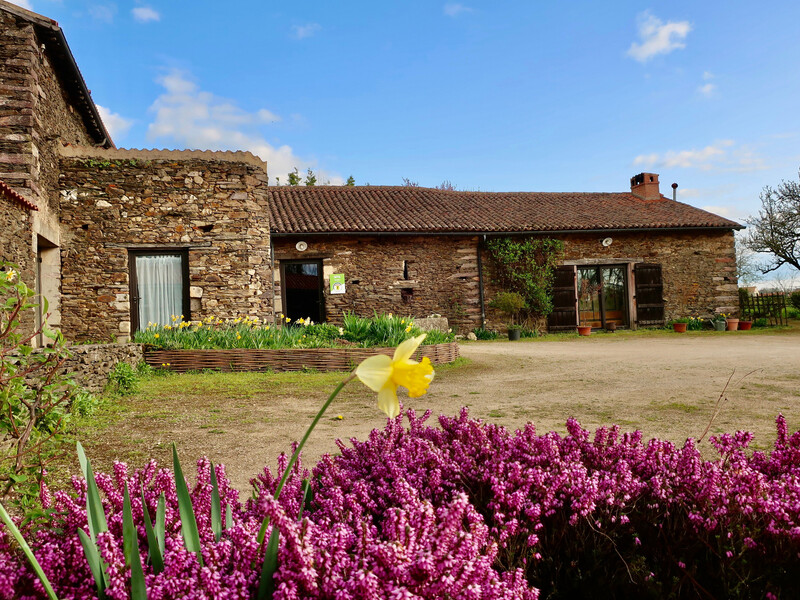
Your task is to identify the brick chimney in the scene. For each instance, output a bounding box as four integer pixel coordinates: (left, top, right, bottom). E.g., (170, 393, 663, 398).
(630, 172, 661, 200)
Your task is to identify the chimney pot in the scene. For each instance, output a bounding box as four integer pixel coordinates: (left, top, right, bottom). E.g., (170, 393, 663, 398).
(630, 172, 661, 201)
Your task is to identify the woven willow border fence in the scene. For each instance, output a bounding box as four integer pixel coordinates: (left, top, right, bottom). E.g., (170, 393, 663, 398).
(144, 342, 460, 373)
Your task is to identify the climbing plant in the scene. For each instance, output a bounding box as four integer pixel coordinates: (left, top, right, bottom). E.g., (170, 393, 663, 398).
(486, 237, 564, 317)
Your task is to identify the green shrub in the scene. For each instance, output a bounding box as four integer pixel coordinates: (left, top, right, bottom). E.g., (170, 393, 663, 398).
(488, 291, 527, 325)
(790, 290, 800, 311)
(69, 391, 102, 417)
(753, 317, 769, 328)
(106, 362, 138, 395)
(0, 263, 76, 508)
(472, 327, 499, 340)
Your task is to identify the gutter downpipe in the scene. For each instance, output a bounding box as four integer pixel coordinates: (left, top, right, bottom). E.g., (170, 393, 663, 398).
(477, 235, 486, 328)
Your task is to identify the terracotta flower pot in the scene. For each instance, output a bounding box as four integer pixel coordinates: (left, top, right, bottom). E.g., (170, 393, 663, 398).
(726, 318, 739, 331)
(577, 326, 592, 336)
(672, 322, 688, 333)
(738, 320, 753, 331)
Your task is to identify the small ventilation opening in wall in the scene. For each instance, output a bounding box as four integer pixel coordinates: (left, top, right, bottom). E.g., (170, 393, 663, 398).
(81, 224, 89, 230)
(403, 260, 409, 280)
(199, 224, 214, 233)
(401, 288, 414, 304)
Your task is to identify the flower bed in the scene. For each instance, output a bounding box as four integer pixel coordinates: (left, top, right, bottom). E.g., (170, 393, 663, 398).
(3, 412, 800, 598)
(135, 313, 455, 351)
(144, 341, 460, 373)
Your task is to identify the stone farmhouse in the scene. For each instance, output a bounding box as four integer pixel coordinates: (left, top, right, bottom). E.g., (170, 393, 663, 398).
(0, 1, 742, 342)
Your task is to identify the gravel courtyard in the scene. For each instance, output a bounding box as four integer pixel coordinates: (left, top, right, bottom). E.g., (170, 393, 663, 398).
(83, 329, 800, 493)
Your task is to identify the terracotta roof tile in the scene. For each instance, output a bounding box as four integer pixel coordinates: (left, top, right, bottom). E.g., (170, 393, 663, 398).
(0, 179, 37, 211)
(268, 186, 742, 234)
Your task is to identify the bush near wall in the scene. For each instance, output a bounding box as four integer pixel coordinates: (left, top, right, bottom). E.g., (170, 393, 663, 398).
(2, 412, 800, 598)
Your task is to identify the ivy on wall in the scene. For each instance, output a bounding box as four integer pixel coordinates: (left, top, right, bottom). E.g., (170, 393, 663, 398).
(486, 237, 564, 317)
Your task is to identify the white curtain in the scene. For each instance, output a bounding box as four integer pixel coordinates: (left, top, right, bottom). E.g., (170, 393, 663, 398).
(136, 255, 183, 328)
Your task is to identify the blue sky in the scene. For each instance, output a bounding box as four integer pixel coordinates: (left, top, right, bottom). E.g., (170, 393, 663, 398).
(12, 0, 800, 225)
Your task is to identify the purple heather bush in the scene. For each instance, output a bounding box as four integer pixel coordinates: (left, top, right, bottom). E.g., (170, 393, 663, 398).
(2, 410, 800, 598)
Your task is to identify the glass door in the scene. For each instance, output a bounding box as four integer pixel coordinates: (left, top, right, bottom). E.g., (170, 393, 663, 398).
(578, 266, 628, 329)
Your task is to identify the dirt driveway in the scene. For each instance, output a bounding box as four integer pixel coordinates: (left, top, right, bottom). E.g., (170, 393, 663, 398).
(80, 331, 800, 493)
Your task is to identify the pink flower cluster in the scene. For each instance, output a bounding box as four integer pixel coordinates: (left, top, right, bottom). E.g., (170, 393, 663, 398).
(2, 411, 800, 598)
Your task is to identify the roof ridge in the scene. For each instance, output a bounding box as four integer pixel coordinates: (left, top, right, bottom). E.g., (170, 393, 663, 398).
(59, 145, 268, 171)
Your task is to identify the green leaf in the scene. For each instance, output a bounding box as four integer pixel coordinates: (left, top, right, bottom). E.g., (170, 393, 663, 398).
(172, 444, 203, 566)
(257, 527, 280, 600)
(225, 504, 233, 530)
(76, 442, 107, 543)
(297, 479, 312, 522)
(155, 493, 166, 558)
(78, 528, 106, 598)
(210, 461, 222, 543)
(140, 486, 164, 574)
(0, 501, 59, 600)
(122, 484, 147, 600)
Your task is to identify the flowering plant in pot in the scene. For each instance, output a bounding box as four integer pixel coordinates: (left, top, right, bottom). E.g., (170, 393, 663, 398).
(489, 291, 527, 340)
(671, 317, 689, 333)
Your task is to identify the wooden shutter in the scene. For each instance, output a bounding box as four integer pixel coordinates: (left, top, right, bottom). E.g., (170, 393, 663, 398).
(634, 263, 665, 327)
(548, 265, 578, 331)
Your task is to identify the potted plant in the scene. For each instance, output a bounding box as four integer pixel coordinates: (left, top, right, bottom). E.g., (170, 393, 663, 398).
(489, 291, 527, 341)
(577, 325, 592, 336)
(671, 318, 689, 333)
(738, 319, 753, 330)
(711, 313, 727, 331)
(726, 315, 740, 331)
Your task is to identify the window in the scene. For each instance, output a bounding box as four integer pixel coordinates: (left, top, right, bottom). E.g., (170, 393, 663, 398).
(129, 250, 189, 331)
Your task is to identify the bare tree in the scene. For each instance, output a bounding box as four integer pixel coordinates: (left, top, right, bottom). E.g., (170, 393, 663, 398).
(745, 169, 800, 274)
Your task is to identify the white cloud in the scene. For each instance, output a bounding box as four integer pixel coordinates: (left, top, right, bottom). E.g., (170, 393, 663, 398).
(146, 70, 342, 185)
(698, 82, 716, 96)
(89, 4, 115, 23)
(132, 6, 160, 23)
(627, 12, 691, 62)
(634, 140, 769, 173)
(7, 0, 33, 10)
(443, 3, 473, 17)
(698, 71, 716, 96)
(700, 205, 734, 217)
(292, 23, 321, 40)
(96, 104, 133, 141)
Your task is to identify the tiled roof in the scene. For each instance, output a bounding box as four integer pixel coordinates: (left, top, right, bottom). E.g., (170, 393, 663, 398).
(0, 179, 37, 211)
(268, 186, 742, 234)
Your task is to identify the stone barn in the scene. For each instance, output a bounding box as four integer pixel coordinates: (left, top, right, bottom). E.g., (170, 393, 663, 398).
(268, 176, 742, 332)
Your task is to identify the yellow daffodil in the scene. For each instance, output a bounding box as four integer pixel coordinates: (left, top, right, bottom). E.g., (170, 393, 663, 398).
(405, 324, 413, 333)
(154, 333, 159, 339)
(355, 334, 434, 418)
(338, 327, 344, 335)
(336, 415, 343, 420)
(285, 316, 291, 323)
(172, 315, 178, 322)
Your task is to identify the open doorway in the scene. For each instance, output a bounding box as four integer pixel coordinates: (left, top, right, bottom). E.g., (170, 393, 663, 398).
(35, 235, 60, 347)
(281, 260, 324, 323)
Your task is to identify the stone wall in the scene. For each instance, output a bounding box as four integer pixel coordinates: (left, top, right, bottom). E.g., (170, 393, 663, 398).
(58, 342, 143, 393)
(0, 10, 96, 215)
(481, 229, 739, 329)
(0, 196, 34, 280)
(272, 235, 481, 331)
(58, 148, 272, 342)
